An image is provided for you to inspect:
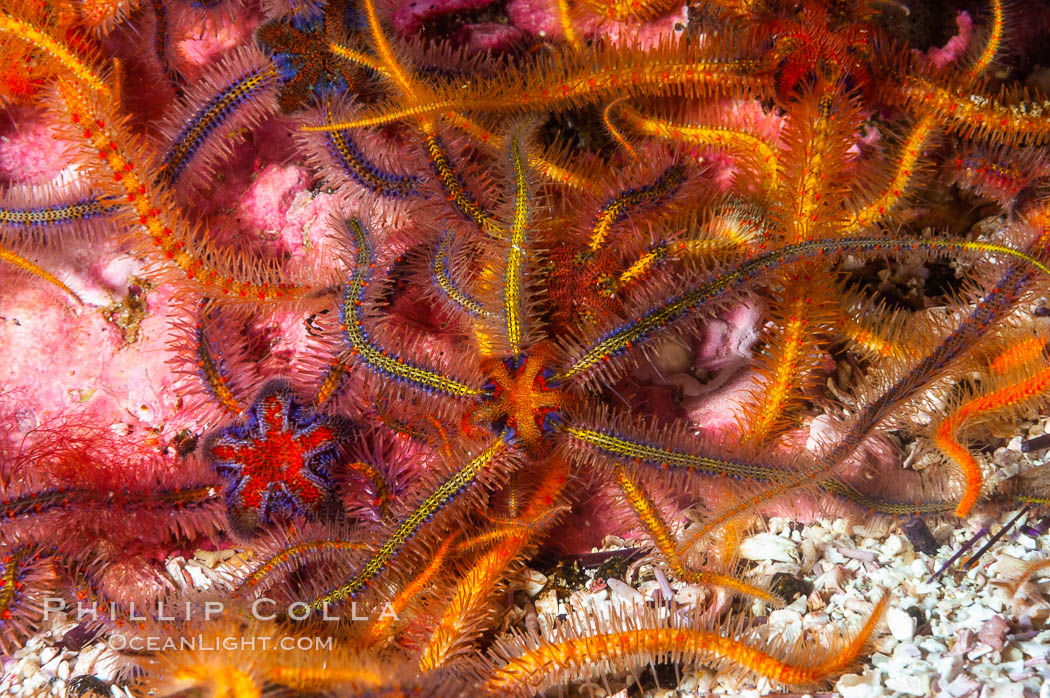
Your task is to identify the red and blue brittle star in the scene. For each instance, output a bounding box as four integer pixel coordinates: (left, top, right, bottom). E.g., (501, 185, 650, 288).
(203, 380, 355, 536)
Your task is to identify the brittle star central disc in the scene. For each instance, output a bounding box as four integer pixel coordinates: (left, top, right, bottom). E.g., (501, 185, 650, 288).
(466, 347, 569, 448)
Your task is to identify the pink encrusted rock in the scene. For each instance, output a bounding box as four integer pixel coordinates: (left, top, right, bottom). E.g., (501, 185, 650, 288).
(236, 163, 309, 240)
(544, 484, 628, 555)
(0, 273, 120, 426)
(207, 160, 342, 278)
(683, 366, 757, 440)
(274, 186, 345, 276)
(452, 23, 527, 52)
(581, 2, 687, 48)
(616, 381, 682, 418)
(392, 0, 498, 36)
(693, 300, 765, 373)
(0, 109, 74, 184)
(244, 306, 321, 381)
(780, 414, 905, 506)
(0, 269, 185, 442)
(90, 254, 142, 298)
(100, 282, 191, 429)
(170, 3, 261, 78)
(184, 122, 299, 214)
(185, 119, 344, 264)
(32, 236, 142, 309)
(699, 148, 739, 192)
(720, 99, 783, 144)
(505, 0, 559, 38)
(923, 12, 974, 71)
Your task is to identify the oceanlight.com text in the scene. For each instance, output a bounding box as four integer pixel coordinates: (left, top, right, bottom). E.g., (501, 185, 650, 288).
(107, 634, 335, 652)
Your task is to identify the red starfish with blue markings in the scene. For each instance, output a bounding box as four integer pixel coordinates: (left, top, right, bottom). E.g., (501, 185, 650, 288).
(203, 380, 354, 536)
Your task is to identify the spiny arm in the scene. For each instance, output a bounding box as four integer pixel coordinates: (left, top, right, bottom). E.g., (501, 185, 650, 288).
(964, 0, 1004, 83)
(503, 137, 530, 356)
(562, 420, 953, 517)
(935, 361, 1050, 517)
(419, 460, 568, 670)
(613, 102, 779, 190)
(310, 434, 511, 608)
(0, 6, 110, 96)
(613, 206, 764, 292)
(897, 76, 1050, 148)
(421, 125, 503, 237)
(477, 595, 889, 694)
(586, 164, 686, 254)
(557, 236, 1050, 384)
(442, 113, 601, 193)
(0, 243, 81, 304)
(340, 219, 485, 398)
(433, 232, 500, 320)
(696, 229, 1050, 534)
(614, 465, 780, 603)
(845, 113, 937, 232)
(54, 79, 318, 301)
(302, 39, 768, 132)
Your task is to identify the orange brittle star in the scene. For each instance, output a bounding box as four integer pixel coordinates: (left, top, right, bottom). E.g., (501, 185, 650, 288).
(465, 346, 571, 449)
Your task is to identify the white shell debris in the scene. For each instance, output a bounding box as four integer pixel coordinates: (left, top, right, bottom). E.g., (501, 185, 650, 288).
(886, 607, 917, 641)
(518, 568, 548, 597)
(606, 577, 646, 604)
(838, 669, 885, 698)
(737, 532, 800, 563)
(6, 510, 1050, 697)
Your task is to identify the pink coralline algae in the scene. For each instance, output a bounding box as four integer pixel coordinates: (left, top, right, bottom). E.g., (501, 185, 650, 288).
(392, 0, 499, 35)
(923, 12, 974, 71)
(0, 111, 74, 184)
(0, 271, 183, 438)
